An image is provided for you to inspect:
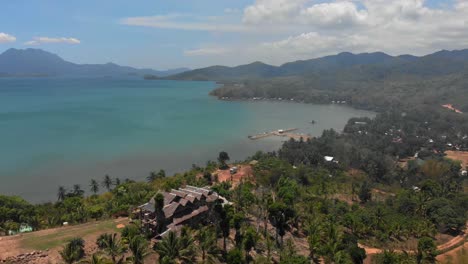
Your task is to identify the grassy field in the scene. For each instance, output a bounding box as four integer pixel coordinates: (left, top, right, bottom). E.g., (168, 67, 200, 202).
(20, 219, 123, 251)
(0, 218, 129, 262)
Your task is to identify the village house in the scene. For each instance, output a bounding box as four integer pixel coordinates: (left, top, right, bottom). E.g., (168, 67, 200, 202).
(136, 185, 229, 238)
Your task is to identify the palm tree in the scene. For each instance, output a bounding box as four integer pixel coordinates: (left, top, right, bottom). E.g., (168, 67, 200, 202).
(60, 244, 79, 264)
(196, 227, 220, 263)
(73, 184, 85, 197)
(417, 237, 437, 264)
(114, 178, 121, 187)
(90, 179, 99, 196)
(217, 204, 231, 252)
(147, 169, 166, 182)
(98, 233, 126, 263)
(60, 238, 85, 264)
(321, 223, 342, 264)
(57, 186, 66, 201)
(154, 231, 179, 262)
(243, 227, 258, 263)
(307, 222, 322, 264)
(83, 254, 110, 264)
(128, 235, 149, 264)
(102, 175, 113, 191)
(154, 230, 195, 264)
(97, 233, 112, 249)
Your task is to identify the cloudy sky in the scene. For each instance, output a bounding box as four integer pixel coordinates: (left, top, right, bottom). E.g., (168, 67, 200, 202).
(1, 0, 467, 69)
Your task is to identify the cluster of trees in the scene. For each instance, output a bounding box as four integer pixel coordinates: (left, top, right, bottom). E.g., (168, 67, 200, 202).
(0, 154, 228, 235)
(59, 225, 150, 264)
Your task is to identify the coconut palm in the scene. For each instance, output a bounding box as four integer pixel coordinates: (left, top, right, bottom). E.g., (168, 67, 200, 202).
(73, 184, 85, 197)
(154, 230, 195, 264)
(114, 178, 121, 187)
(97, 233, 112, 249)
(176, 227, 197, 263)
(127, 235, 149, 264)
(97, 233, 126, 263)
(321, 223, 343, 264)
(417, 237, 437, 264)
(90, 179, 99, 196)
(57, 186, 67, 201)
(196, 227, 220, 263)
(102, 175, 113, 191)
(81, 254, 110, 264)
(307, 222, 322, 264)
(243, 227, 258, 262)
(154, 231, 179, 262)
(60, 237, 85, 264)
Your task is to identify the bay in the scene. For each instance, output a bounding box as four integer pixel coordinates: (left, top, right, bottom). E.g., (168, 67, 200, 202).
(0, 78, 375, 202)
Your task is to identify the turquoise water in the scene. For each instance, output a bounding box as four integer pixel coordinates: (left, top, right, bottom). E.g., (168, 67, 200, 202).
(0, 78, 374, 202)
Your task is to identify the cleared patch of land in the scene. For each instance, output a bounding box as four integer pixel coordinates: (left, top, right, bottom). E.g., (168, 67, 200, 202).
(215, 164, 254, 186)
(363, 222, 468, 263)
(445, 150, 468, 168)
(0, 218, 128, 263)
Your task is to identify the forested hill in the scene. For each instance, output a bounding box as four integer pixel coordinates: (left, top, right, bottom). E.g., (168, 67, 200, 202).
(167, 49, 468, 81)
(171, 49, 468, 114)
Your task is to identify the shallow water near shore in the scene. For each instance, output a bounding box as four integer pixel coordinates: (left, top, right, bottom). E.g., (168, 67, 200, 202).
(0, 77, 375, 202)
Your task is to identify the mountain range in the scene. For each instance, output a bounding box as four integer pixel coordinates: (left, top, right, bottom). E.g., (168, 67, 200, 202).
(167, 49, 468, 81)
(170, 48, 468, 114)
(0, 48, 189, 77)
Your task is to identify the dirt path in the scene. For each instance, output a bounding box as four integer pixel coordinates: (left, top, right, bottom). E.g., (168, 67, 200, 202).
(360, 222, 468, 257)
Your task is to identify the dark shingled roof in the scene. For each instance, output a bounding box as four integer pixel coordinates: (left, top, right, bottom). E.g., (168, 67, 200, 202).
(164, 193, 177, 204)
(172, 205, 209, 225)
(140, 185, 228, 232)
(163, 202, 180, 218)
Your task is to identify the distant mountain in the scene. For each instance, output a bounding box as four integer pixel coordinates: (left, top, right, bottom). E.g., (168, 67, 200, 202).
(0, 48, 188, 77)
(167, 49, 468, 81)
(168, 51, 403, 80)
(207, 48, 468, 113)
(170, 61, 280, 81)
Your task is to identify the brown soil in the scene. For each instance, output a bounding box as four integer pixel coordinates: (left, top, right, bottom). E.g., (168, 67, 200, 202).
(215, 164, 254, 187)
(437, 241, 468, 263)
(445, 150, 468, 169)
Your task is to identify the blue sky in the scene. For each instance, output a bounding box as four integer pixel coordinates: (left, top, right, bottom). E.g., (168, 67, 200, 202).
(0, 0, 466, 69)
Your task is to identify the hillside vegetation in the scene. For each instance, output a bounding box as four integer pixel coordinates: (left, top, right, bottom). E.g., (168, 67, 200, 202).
(167, 49, 468, 113)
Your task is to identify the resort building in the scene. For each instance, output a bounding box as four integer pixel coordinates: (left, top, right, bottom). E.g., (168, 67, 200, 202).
(136, 185, 229, 238)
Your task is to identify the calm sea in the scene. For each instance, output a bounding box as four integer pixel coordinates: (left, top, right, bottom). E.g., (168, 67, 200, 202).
(0, 78, 374, 202)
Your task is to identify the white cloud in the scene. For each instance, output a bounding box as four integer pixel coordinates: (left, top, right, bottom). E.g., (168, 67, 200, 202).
(299, 2, 368, 28)
(121, 15, 248, 32)
(121, 1, 468, 67)
(0, 32, 16, 43)
(239, 0, 468, 63)
(24, 37, 80, 46)
(243, 0, 307, 24)
(184, 47, 229, 56)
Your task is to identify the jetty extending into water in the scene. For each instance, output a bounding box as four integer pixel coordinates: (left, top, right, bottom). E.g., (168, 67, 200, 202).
(248, 128, 311, 141)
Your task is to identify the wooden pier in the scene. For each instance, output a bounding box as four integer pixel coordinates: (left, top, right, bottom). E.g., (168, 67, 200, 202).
(248, 128, 311, 141)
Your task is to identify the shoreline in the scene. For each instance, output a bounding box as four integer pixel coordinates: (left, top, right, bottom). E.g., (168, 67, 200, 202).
(0, 78, 375, 203)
